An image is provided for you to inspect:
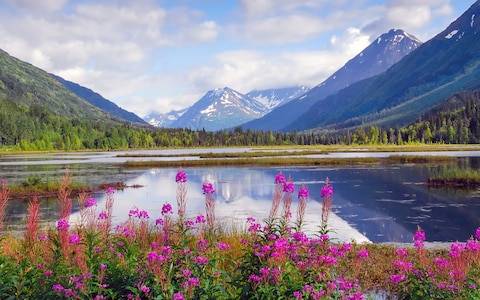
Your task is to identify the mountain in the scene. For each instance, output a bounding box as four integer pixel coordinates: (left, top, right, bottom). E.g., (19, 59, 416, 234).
(144, 108, 188, 127)
(0, 49, 108, 120)
(287, 1, 480, 131)
(171, 87, 266, 131)
(246, 86, 309, 111)
(53, 75, 146, 124)
(241, 29, 422, 131)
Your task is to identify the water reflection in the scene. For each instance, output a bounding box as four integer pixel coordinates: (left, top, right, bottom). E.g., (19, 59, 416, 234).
(3, 159, 480, 243)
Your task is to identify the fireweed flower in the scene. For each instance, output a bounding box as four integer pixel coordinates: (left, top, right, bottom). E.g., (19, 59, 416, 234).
(413, 228, 426, 249)
(202, 182, 215, 194)
(217, 242, 230, 251)
(98, 211, 108, 220)
(56, 219, 69, 231)
(357, 248, 369, 260)
(176, 170, 187, 183)
(195, 256, 209, 265)
(195, 214, 206, 224)
(475, 227, 480, 240)
(274, 172, 286, 185)
(137, 210, 149, 219)
(52, 284, 64, 293)
(68, 233, 80, 245)
(161, 203, 173, 215)
(320, 183, 334, 198)
(298, 186, 309, 199)
(84, 197, 97, 208)
(293, 291, 303, 299)
(173, 292, 185, 300)
(390, 274, 406, 284)
(396, 248, 408, 257)
(139, 284, 150, 294)
(106, 187, 115, 195)
(282, 181, 295, 193)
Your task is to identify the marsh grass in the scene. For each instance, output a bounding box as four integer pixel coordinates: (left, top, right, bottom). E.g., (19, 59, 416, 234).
(123, 155, 456, 168)
(428, 167, 480, 188)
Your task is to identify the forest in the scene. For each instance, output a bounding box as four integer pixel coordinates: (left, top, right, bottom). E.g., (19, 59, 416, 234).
(1, 91, 480, 151)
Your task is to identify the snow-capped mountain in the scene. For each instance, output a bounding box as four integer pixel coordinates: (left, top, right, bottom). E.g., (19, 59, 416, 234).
(144, 108, 188, 127)
(241, 29, 422, 131)
(171, 87, 266, 131)
(246, 86, 309, 112)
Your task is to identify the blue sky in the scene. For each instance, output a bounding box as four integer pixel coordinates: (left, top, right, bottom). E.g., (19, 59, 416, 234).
(0, 0, 475, 115)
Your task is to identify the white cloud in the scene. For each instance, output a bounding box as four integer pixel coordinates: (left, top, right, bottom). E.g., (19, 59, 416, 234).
(187, 28, 371, 94)
(6, 0, 67, 12)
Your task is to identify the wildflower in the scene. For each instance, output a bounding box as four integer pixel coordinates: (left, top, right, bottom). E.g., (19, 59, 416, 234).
(98, 211, 108, 220)
(44, 270, 53, 277)
(186, 277, 200, 287)
(185, 219, 195, 229)
(434, 257, 449, 269)
(274, 172, 286, 185)
(348, 292, 365, 300)
(106, 187, 115, 195)
(357, 248, 369, 260)
(173, 292, 185, 300)
(56, 218, 69, 231)
(38, 232, 48, 241)
(176, 170, 188, 183)
(217, 242, 230, 251)
(155, 218, 164, 226)
(390, 274, 406, 284)
(195, 214, 206, 224)
(320, 184, 334, 198)
(202, 182, 215, 194)
(298, 186, 309, 199)
(128, 208, 139, 217)
(450, 242, 465, 258)
(195, 256, 209, 265)
(248, 274, 261, 284)
(282, 181, 295, 193)
(140, 284, 150, 294)
(475, 227, 480, 240)
(68, 233, 81, 245)
(137, 210, 149, 219)
(396, 248, 408, 257)
(84, 197, 97, 208)
(413, 227, 426, 249)
(161, 203, 173, 215)
(293, 291, 303, 299)
(182, 269, 192, 278)
(466, 239, 480, 252)
(52, 284, 64, 293)
(100, 263, 107, 271)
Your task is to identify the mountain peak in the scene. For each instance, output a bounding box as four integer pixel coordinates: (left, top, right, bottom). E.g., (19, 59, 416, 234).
(172, 87, 266, 131)
(435, 0, 480, 41)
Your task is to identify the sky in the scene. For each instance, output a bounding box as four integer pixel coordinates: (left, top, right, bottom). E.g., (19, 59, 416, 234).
(0, 0, 475, 116)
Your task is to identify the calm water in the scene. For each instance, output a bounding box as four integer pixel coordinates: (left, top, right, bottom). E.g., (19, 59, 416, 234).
(2, 150, 480, 243)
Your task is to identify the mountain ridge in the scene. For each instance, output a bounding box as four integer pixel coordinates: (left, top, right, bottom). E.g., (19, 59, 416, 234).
(240, 29, 422, 131)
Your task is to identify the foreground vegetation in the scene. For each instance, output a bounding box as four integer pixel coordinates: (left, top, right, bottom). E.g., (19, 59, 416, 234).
(0, 173, 479, 299)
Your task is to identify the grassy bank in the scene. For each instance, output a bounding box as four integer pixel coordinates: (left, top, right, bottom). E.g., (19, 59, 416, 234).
(123, 155, 456, 168)
(428, 167, 480, 188)
(6, 176, 131, 199)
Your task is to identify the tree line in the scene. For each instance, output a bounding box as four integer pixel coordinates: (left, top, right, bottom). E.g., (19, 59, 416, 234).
(1, 92, 480, 151)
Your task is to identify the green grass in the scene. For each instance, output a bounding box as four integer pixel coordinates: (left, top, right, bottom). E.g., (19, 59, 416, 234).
(123, 155, 456, 168)
(428, 167, 480, 188)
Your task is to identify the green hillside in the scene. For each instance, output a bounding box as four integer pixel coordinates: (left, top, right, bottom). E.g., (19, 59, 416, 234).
(0, 49, 108, 119)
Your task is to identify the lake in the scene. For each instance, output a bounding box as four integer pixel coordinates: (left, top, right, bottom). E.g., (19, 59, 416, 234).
(2, 149, 480, 243)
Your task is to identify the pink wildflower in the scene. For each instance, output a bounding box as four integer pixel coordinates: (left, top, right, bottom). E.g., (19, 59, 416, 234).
(274, 172, 286, 185)
(282, 181, 294, 193)
(195, 256, 209, 265)
(202, 182, 215, 194)
(217, 242, 230, 251)
(176, 170, 188, 183)
(56, 218, 69, 231)
(68, 233, 80, 245)
(297, 185, 309, 199)
(173, 292, 185, 300)
(84, 197, 97, 208)
(161, 203, 173, 215)
(357, 248, 369, 260)
(390, 274, 406, 284)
